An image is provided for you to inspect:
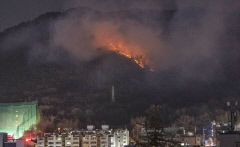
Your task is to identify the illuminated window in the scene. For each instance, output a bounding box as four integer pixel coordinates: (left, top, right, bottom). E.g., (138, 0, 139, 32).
(66, 142, 71, 145)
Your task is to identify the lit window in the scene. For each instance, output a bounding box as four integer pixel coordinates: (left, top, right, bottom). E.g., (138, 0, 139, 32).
(66, 142, 71, 145)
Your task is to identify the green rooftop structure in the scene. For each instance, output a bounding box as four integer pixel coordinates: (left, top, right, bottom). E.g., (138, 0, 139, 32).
(0, 101, 37, 139)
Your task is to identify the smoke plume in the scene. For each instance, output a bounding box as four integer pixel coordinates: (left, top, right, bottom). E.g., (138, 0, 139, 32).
(50, 0, 240, 81)
(1, 0, 239, 82)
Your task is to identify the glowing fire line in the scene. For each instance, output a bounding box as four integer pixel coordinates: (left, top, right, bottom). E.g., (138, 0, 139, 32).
(107, 42, 147, 68)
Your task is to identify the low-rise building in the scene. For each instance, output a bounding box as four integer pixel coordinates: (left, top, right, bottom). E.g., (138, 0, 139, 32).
(217, 132, 240, 147)
(0, 133, 7, 147)
(47, 134, 63, 147)
(36, 126, 129, 147)
(65, 134, 80, 147)
(36, 136, 45, 147)
(114, 129, 129, 147)
(82, 133, 97, 147)
(99, 132, 110, 147)
(0, 133, 24, 147)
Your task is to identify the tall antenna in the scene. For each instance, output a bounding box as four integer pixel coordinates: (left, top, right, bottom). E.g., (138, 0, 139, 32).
(112, 85, 115, 102)
(226, 100, 239, 131)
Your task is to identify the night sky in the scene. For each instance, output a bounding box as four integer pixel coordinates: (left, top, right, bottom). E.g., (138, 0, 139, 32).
(0, 0, 178, 32)
(0, 0, 66, 31)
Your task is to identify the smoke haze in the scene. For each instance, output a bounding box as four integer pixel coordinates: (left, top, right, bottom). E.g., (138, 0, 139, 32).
(1, 0, 240, 82)
(49, 0, 240, 81)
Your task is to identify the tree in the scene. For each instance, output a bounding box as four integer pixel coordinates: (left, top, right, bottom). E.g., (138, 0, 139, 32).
(144, 105, 180, 147)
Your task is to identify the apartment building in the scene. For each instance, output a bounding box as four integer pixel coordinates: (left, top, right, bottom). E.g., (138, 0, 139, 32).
(36, 125, 129, 147)
(47, 134, 63, 147)
(82, 133, 97, 147)
(99, 133, 109, 147)
(36, 136, 45, 147)
(111, 130, 129, 147)
(65, 134, 80, 147)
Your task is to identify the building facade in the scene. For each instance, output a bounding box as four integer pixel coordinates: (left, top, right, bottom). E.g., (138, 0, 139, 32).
(36, 126, 129, 147)
(65, 134, 80, 147)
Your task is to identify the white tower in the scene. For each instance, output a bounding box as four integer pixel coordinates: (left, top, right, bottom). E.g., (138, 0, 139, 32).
(112, 85, 115, 102)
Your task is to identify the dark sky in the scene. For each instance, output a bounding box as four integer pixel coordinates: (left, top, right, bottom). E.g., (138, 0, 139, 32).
(0, 0, 178, 32)
(0, 0, 69, 32)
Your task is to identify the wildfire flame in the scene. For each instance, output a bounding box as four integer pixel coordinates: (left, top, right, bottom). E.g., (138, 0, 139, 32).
(106, 40, 149, 69)
(93, 22, 153, 70)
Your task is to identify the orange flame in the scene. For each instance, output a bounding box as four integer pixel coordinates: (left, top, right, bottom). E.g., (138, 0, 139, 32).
(106, 40, 148, 69)
(93, 22, 153, 70)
